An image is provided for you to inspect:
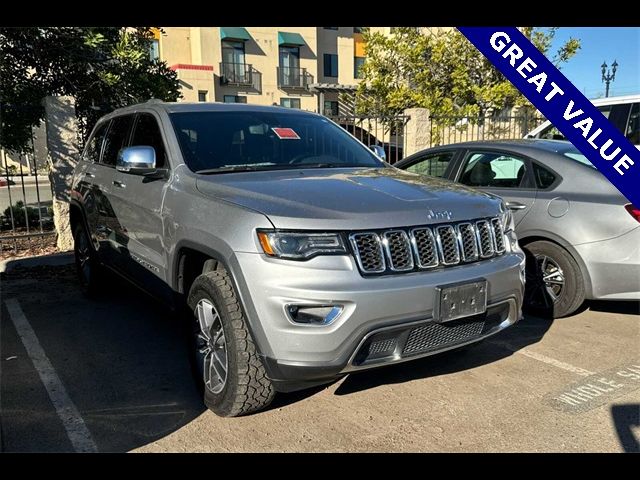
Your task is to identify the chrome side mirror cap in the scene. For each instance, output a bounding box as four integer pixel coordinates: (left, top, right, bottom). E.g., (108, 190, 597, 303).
(369, 144, 387, 161)
(117, 146, 157, 175)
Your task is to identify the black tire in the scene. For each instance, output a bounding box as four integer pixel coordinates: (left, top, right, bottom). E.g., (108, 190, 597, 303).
(523, 240, 585, 318)
(187, 267, 275, 417)
(73, 223, 102, 297)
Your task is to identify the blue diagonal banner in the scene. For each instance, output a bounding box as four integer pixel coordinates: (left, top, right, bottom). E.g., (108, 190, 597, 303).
(458, 27, 639, 207)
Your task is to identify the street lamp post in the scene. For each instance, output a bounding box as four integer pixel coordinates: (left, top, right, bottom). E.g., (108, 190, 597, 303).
(601, 60, 618, 98)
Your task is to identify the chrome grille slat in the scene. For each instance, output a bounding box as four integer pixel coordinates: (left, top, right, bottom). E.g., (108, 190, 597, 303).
(382, 230, 414, 271)
(475, 220, 495, 258)
(350, 216, 505, 275)
(435, 225, 460, 265)
(457, 223, 479, 262)
(349, 233, 386, 273)
(491, 218, 505, 254)
(410, 227, 439, 269)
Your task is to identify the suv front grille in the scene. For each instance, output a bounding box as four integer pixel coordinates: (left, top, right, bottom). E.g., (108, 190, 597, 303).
(349, 217, 506, 275)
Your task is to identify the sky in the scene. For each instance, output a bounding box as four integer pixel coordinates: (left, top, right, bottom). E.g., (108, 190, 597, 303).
(550, 27, 639, 99)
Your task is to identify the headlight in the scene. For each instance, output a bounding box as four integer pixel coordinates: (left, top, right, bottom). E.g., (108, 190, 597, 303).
(257, 230, 347, 260)
(500, 202, 515, 232)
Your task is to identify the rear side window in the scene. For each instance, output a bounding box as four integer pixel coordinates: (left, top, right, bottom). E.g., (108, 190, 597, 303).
(101, 115, 134, 166)
(405, 152, 454, 178)
(130, 114, 168, 168)
(626, 103, 639, 144)
(536, 103, 632, 140)
(533, 163, 557, 189)
(83, 122, 109, 162)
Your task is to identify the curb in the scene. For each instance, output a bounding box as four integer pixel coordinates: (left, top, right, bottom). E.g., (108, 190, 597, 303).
(0, 251, 73, 273)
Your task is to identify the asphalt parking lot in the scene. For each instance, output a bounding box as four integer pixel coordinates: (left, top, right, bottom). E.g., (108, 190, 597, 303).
(1, 260, 638, 452)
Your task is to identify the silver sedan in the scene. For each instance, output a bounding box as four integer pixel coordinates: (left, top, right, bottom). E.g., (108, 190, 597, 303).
(395, 139, 640, 318)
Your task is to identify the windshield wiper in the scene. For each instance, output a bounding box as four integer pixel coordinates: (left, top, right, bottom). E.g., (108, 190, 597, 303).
(195, 165, 283, 174)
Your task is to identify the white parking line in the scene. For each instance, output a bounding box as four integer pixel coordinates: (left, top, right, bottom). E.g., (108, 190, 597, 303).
(4, 298, 97, 453)
(491, 340, 595, 377)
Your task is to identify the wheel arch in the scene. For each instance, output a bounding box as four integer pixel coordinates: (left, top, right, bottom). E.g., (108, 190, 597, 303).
(518, 232, 593, 299)
(172, 239, 275, 359)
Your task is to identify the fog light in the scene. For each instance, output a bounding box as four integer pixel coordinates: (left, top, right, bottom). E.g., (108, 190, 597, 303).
(286, 305, 343, 325)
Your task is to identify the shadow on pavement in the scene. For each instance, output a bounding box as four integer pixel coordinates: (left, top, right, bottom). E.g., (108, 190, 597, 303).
(611, 404, 640, 453)
(1, 264, 205, 452)
(588, 300, 640, 316)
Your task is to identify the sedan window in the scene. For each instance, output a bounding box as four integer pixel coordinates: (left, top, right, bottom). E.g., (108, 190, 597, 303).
(405, 152, 454, 178)
(459, 152, 527, 188)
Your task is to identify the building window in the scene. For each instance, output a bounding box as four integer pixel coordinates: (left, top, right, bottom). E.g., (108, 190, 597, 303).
(353, 27, 368, 34)
(221, 40, 246, 66)
(223, 95, 247, 103)
(324, 101, 338, 116)
(323, 27, 338, 30)
(149, 39, 160, 61)
(323, 54, 338, 78)
(354, 56, 366, 79)
(198, 91, 208, 102)
(280, 98, 301, 109)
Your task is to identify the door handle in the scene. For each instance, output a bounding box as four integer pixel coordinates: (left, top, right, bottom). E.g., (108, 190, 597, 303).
(85, 172, 95, 178)
(112, 180, 126, 189)
(505, 201, 527, 210)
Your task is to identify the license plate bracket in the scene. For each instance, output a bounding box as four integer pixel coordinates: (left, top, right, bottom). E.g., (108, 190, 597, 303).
(434, 280, 487, 323)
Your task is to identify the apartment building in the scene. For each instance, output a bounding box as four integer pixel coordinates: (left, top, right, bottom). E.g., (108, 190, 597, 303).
(153, 27, 387, 114)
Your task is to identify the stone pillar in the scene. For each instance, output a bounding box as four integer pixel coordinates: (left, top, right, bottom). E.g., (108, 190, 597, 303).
(44, 96, 78, 251)
(403, 108, 432, 157)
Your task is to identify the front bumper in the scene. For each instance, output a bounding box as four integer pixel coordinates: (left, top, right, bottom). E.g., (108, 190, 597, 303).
(233, 248, 525, 392)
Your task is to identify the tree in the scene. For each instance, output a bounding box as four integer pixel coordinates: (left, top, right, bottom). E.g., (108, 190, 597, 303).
(355, 27, 580, 119)
(0, 27, 182, 153)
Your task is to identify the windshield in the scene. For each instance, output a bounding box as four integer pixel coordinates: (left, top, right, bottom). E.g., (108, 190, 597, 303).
(170, 111, 385, 173)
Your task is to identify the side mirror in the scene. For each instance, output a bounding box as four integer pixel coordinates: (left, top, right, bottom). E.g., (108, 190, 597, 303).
(117, 146, 157, 175)
(369, 144, 387, 162)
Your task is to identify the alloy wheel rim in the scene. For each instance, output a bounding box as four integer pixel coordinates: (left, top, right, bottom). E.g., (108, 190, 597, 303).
(525, 254, 565, 309)
(195, 299, 228, 394)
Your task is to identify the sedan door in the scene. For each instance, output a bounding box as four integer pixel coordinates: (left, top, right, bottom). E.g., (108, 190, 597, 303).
(453, 149, 537, 227)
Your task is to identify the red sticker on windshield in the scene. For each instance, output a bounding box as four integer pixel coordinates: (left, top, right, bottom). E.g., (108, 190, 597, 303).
(272, 127, 300, 140)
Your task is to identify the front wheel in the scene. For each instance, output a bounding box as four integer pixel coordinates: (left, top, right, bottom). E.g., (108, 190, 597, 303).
(73, 223, 101, 297)
(523, 240, 585, 318)
(187, 268, 275, 417)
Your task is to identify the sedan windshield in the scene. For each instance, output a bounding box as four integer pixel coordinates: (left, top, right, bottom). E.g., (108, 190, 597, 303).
(170, 111, 385, 173)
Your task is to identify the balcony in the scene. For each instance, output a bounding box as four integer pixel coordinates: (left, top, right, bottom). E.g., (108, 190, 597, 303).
(277, 66, 313, 89)
(219, 62, 256, 87)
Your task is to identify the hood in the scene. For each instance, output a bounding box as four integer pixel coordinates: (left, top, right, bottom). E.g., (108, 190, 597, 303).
(195, 167, 502, 230)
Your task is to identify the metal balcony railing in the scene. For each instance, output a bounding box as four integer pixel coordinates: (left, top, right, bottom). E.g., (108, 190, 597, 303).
(219, 62, 254, 86)
(277, 66, 313, 89)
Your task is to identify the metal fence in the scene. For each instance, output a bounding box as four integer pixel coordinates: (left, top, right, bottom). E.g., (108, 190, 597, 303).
(0, 129, 56, 259)
(428, 112, 546, 147)
(328, 114, 409, 165)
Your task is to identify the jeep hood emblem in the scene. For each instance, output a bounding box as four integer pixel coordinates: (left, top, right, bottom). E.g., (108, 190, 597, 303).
(427, 209, 453, 220)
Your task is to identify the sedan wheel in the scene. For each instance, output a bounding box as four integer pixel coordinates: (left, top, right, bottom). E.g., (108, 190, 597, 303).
(523, 240, 585, 318)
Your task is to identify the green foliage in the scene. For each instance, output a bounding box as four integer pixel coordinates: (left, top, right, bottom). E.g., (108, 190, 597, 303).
(356, 27, 580, 121)
(2, 201, 41, 228)
(0, 27, 182, 153)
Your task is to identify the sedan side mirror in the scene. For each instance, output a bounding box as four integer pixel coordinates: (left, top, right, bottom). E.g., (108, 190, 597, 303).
(369, 144, 387, 162)
(117, 146, 157, 175)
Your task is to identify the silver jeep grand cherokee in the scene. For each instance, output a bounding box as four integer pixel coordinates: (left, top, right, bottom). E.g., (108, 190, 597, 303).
(70, 102, 525, 417)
